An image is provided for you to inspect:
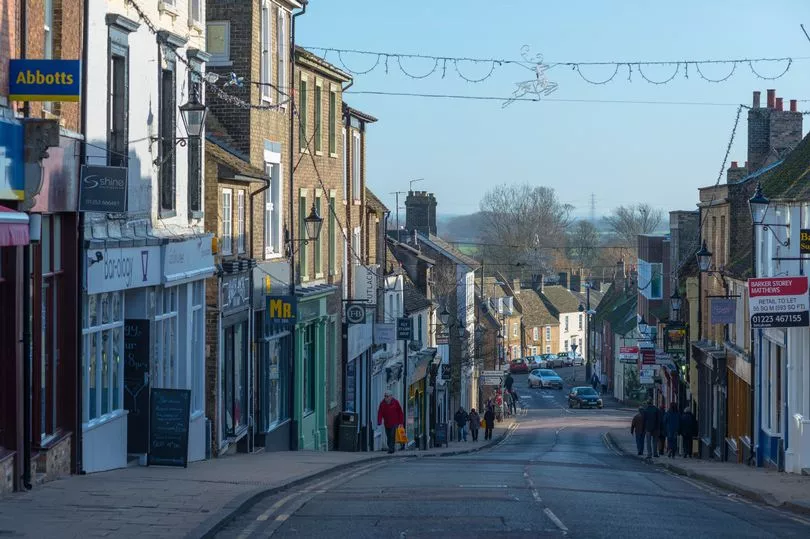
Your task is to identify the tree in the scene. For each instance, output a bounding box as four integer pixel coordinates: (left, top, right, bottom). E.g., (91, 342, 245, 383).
(479, 184, 572, 277)
(567, 220, 600, 268)
(604, 203, 663, 248)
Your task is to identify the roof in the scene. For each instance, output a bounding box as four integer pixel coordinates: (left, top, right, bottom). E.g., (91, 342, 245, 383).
(539, 285, 581, 315)
(517, 289, 558, 327)
(419, 233, 480, 270)
(206, 137, 268, 182)
(483, 277, 507, 298)
(759, 132, 810, 200)
(366, 187, 389, 214)
(343, 103, 378, 123)
(571, 286, 604, 310)
(295, 46, 352, 82)
(403, 275, 432, 314)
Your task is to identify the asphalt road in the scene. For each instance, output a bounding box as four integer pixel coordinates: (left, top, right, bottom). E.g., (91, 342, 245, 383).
(215, 369, 810, 538)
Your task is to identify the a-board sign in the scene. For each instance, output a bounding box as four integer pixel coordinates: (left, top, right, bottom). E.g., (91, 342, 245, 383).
(148, 388, 191, 467)
(124, 319, 150, 454)
(434, 422, 448, 447)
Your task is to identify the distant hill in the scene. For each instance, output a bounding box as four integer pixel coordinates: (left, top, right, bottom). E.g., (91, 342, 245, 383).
(438, 213, 485, 242)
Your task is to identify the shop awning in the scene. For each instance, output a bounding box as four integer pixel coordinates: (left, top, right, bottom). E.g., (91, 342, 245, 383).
(0, 205, 29, 246)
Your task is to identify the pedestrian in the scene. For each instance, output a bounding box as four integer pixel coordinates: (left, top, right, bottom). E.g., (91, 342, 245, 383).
(631, 406, 646, 456)
(664, 402, 681, 458)
(591, 372, 600, 390)
(454, 406, 469, 442)
(376, 390, 404, 454)
(483, 405, 495, 440)
(468, 408, 481, 442)
(657, 403, 667, 456)
(643, 400, 659, 458)
(510, 388, 520, 412)
(600, 373, 608, 395)
(680, 406, 697, 458)
(504, 372, 514, 392)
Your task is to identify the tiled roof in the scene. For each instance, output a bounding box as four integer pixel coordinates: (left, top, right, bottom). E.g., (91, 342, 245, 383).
(571, 287, 604, 309)
(421, 233, 480, 270)
(206, 137, 268, 181)
(483, 277, 507, 298)
(403, 275, 432, 314)
(518, 289, 558, 326)
(539, 285, 581, 315)
(755, 132, 810, 200)
(366, 187, 388, 213)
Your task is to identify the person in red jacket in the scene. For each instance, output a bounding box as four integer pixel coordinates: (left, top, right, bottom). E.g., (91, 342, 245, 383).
(377, 390, 404, 454)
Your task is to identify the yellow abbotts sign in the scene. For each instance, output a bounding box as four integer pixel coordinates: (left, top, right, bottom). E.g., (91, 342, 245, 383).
(8, 59, 81, 102)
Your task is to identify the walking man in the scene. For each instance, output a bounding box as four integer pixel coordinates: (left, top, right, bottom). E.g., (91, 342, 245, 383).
(377, 390, 404, 454)
(454, 406, 469, 442)
(643, 400, 660, 458)
(631, 406, 646, 456)
(484, 405, 495, 440)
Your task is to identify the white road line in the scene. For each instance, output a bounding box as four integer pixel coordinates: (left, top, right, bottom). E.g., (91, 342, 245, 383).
(544, 507, 569, 533)
(531, 489, 542, 503)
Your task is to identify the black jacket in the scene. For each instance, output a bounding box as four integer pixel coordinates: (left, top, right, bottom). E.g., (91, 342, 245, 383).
(643, 405, 659, 433)
(504, 374, 514, 390)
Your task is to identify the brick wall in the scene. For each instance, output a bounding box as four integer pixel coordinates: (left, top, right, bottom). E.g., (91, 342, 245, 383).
(405, 191, 437, 236)
(0, 0, 19, 100)
(747, 89, 803, 173)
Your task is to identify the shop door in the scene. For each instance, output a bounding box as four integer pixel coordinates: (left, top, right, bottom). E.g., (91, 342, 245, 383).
(124, 319, 150, 453)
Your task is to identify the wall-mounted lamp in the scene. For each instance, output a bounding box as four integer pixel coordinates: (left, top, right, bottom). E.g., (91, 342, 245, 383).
(749, 181, 790, 246)
(151, 83, 207, 166)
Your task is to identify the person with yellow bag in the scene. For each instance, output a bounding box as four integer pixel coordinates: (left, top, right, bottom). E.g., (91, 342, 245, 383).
(377, 390, 405, 454)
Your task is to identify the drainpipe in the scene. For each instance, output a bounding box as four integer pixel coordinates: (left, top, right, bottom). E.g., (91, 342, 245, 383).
(748, 221, 757, 466)
(288, 0, 307, 452)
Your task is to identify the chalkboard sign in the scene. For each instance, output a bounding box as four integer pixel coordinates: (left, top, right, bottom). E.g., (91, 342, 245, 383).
(124, 319, 150, 454)
(148, 388, 191, 467)
(434, 422, 448, 447)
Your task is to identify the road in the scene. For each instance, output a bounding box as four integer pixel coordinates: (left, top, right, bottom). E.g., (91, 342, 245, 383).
(215, 369, 810, 538)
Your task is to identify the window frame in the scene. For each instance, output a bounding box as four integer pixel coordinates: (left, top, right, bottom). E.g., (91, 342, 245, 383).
(187, 67, 203, 217)
(298, 74, 308, 152)
(260, 0, 272, 103)
(328, 88, 337, 156)
(206, 21, 231, 66)
(159, 45, 177, 216)
(108, 21, 132, 168)
(189, 0, 203, 27)
(276, 8, 287, 104)
(236, 190, 246, 254)
(190, 281, 205, 415)
(221, 188, 233, 255)
(303, 324, 316, 414)
(299, 189, 308, 280)
(532, 327, 539, 341)
(314, 80, 322, 154)
(342, 127, 347, 202)
(152, 287, 179, 390)
(314, 190, 323, 278)
(328, 191, 336, 276)
(351, 131, 361, 202)
(81, 292, 125, 426)
(264, 162, 283, 258)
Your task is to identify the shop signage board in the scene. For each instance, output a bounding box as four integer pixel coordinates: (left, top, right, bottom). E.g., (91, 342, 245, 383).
(619, 346, 639, 362)
(353, 264, 378, 305)
(0, 117, 24, 200)
(148, 388, 191, 468)
(397, 317, 412, 340)
(640, 366, 655, 385)
(641, 349, 655, 365)
(801, 229, 810, 254)
(373, 323, 396, 345)
(163, 236, 215, 283)
(480, 372, 503, 386)
(748, 276, 810, 329)
(221, 272, 250, 315)
(8, 59, 81, 102)
(346, 304, 365, 324)
(710, 298, 737, 325)
(85, 245, 161, 294)
(266, 296, 297, 326)
(78, 165, 128, 212)
(664, 327, 688, 354)
(124, 319, 150, 454)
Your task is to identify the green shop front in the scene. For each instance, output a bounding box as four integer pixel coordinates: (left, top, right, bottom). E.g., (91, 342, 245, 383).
(293, 285, 336, 450)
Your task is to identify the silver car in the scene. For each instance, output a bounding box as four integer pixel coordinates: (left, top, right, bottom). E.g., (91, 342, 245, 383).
(528, 369, 564, 389)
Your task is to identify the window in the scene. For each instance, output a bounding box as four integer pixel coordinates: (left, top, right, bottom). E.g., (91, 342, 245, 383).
(328, 89, 337, 155)
(221, 189, 232, 255)
(299, 191, 308, 280)
(314, 82, 322, 153)
(108, 23, 132, 168)
(206, 22, 230, 65)
(565, 316, 569, 331)
(314, 191, 323, 277)
(276, 9, 287, 103)
(342, 128, 347, 201)
(352, 131, 361, 201)
(578, 314, 583, 330)
(260, 1, 272, 102)
(222, 321, 248, 436)
(236, 190, 245, 253)
(303, 324, 316, 414)
(532, 347, 537, 355)
(328, 320, 337, 407)
(153, 287, 179, 389)
(259, 326, 289, 432)
(546, 345, 551, 354)
(43, 0, 54, 113)
(564, 339, 568, 350)
(638, 260, 663, 300)
(159, 48, 177, 214)
(545, 326, 551, 340)
(189, 0, 202, 26)
(299, 75, 308, 151)
(328, 192, 336, 275)
(418, 315, 423, 343)
(342, 233, 349, 300)
(578, 337, 583, 349)
(264, 163, 282, 257)
(533, 327, 539, 341)
(190, 281, 204, 414)
(82, 292, 125, 424)
(352, 227, 361, 264)
(187, 72, 202, 215)
(512, 323, 518, 337)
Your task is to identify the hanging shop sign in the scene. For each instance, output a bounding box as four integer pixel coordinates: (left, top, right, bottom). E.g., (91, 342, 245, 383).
(373, 323, 396, 345)
(664, 327, 687, 354)
(8, 59, 81, 102)
(85, 245, 161, 294)
(801, 229, 810, 254)
(266, 296, 297, 327)
(0, 117, 24, 201)
(78, 165, 127, 212)
(346, 303, 366, 324)
(397, 317, 412, 340)
(710, 298, 737, 325)
(618, 346, 639, 363)
(353, 264, 378, 305)
(748, 276, 810, 329)
(221, 271, 250, 315)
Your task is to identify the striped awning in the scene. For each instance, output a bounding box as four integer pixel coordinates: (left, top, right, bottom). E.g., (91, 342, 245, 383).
(0, 205, 28, 247)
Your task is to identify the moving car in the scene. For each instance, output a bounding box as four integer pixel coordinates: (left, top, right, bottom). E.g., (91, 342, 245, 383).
(572, 354, 585, 366)
(509, 358, 529, 374)
(528, 369, 564, 389)
(568, 386, 603, 409)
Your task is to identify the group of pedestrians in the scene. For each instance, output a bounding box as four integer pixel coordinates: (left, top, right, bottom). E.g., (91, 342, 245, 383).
(630, 400, 697, 458)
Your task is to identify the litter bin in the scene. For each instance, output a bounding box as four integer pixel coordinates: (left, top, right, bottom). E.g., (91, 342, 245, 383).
(338, 411, 358, 452)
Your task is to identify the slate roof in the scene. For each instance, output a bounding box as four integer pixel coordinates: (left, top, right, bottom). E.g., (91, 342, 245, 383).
(757, 132, 810, 201)
(366, 187, 388, 214)
(517, 289, 558, 327)
(421, 233, 480, 270)
(403, 275, 432, 314)
(539, 285, 581, 315)
(571, 287, 604, 310)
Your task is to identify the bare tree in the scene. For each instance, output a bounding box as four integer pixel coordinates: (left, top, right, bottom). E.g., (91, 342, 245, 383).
(432, 260, 458, 310)
(604, 203, 663, 248)
(479, 184, 573, 277)
(567, 220, 600, 268)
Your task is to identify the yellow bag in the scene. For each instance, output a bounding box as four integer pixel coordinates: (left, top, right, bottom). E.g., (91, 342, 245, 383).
(481, 419, 486, 429)
(395, 425, 408, 444)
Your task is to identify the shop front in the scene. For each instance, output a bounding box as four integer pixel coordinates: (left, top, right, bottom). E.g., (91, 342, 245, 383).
(344, 317, 372, 450)
(408, 349, 436, 450)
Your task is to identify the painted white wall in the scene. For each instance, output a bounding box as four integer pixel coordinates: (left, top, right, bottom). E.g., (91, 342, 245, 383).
(559, 310, 586, 355)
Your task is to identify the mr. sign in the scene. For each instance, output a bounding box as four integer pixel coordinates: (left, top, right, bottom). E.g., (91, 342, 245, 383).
(267, 296, 297, 326)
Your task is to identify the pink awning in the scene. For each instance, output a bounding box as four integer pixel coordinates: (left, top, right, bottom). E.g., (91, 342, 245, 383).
(0, 205, 29, 247)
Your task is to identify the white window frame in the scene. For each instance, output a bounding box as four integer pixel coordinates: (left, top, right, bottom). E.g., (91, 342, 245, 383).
(342, 230, 349, 301)
(206, 21, 231, 66)
(545, 326, 551, 340)
(264, 162, 283, 258)
(342, 128, 347, 202)
(314, 79, 323, 154)
(221, 188, 232, 255)
(512, 322, 518, 337)
(188, 0, 203, 26)
(314, 188, 323, 278)
(81, 292, 125, 427)
(533, 327, 539, 341)
(352, 131, 361, 202)
(153, 287, 180, 390)
(545, 345, 551, 354)
(190, 280, 205, 415)
(328, 190, 337, 276)
(276, 7, 287, 104)
(237, 190, 246, 254)
(352, 226, 361, 265)
(328, 86, 338, 157)
(260, 0, 272, 102)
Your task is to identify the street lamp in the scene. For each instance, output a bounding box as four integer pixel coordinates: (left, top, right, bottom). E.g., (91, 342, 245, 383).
(304, 204, 324, 242)
(696, 240, 713, 273)
(439, 305, 451, 326)
(638, 316, 649, 336)
(179, 85, 208, 139)
(748, 182, 770, 226)
(670, 288, 682, 321)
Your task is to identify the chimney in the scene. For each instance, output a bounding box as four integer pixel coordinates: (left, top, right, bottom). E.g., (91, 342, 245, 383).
(731, 161, 738, 168)
(614, 259, 625, 286)
(767, 89, 776, 108)
(513, 278, 520, 292)
(558, 272, 568, 290)
(727, 161, 748, 183)
(790, 99, 797, 112)
(405, 190, 438, 236)
(747, 88, 803, 173)
(752, 91, 761, 109)
(776, 97, 784, 111)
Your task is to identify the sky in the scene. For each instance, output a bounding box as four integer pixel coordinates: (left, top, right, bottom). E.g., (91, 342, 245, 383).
(297, 0, 810, 219)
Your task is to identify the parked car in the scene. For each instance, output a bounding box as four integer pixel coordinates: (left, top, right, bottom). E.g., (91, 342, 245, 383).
(561, 354, 574, 367)
(528, 369, 564, 389)
(568, 386, 603, 409)
(509, 358, 529, 374)
(571, 354, 584, 366)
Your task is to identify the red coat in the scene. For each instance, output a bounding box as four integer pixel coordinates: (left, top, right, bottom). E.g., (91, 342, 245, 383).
(377, 398, 404, 428)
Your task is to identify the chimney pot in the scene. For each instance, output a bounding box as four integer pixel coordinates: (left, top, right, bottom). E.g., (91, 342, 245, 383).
(767, 89, 776, 108)
(753, 91, 761, 108)
(776, 97, 784, 111)
(790, 99, 798, 112)
(731, 161, 738, 168)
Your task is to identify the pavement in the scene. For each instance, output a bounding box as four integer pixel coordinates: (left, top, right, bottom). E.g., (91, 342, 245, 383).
(213, 369, 810, 538)
(605, 426, 810, 517)
(0, 418, 517, 539)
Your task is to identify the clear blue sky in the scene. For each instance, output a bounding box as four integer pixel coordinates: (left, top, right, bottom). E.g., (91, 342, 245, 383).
(297, 0, 810, 219)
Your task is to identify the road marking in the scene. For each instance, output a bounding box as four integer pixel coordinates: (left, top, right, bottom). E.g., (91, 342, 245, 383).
(531, 488, 542, 503)
(275, 514, 289, 522)
(458, 484, 508, 488)
(256, 493, 298, 521)
(544, 507, 569, 533)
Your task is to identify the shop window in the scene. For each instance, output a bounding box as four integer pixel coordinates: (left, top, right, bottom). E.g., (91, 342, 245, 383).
(153, 287, 179, 389)
(190, 281, 204, 414)
(82, 291, 124, 424)
(159, 46, 177, 215)
(259, 324, 288, 431)
(222, 321, 248, 436)
(303, 323, 316, 414)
